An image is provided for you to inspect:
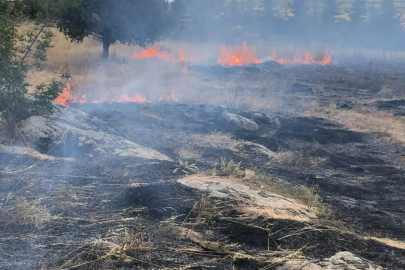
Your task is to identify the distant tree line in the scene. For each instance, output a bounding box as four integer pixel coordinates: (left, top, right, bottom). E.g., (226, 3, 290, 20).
(171, 0, 405, 51)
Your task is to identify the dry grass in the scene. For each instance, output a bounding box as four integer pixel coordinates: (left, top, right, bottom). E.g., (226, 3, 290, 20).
(176, 132, 237, 161)
(39, 26, 136, 74)
(269, 148, 328, 170)
(20, 24, 139, 93)
(176, 147, 202, 160)
(121, 222, 153, 252)
(182, 197, 216, 229)
(20, 24, 291, 107)
(249, 174, 326, 214)
(370, 237, 405, 250)
(304, 102, 405, 145)
(0, 195, 51, 228)
(192, 132, 236, 148)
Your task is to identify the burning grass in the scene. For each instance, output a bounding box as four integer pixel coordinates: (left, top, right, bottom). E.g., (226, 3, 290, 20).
(218, 42, 262, 66)
(18, 25, 334, 108)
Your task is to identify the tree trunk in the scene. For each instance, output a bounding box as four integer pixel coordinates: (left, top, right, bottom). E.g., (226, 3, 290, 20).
(102, 37, 110, 59)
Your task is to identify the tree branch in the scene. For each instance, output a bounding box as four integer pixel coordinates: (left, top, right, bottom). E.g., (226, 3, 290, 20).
(20, 21, 48, 65)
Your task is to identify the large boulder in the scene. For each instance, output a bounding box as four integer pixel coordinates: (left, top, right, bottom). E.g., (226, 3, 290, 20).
(17, 103, 171, 161)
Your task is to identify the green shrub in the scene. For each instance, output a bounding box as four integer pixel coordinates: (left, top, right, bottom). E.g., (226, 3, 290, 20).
(0, 1, 62, 135)
(213, 157, 245, 177)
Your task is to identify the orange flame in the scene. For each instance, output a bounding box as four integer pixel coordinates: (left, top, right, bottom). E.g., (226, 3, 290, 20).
(132, 43, 331, 67)
(54, 82, 87, 105)
(54, 83, 149, 105)
(131, 45, 192, 64)
(90, 92, 148, 104)
(131, 45, 176, 62)
(159, 90, 179, 102)
(54, 83, 180, 105)
(218, 42, 262, 66)
(270, 51, 331, 65)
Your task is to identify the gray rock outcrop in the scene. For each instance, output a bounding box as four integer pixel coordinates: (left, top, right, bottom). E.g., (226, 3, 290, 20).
(17, 103, 171, 161)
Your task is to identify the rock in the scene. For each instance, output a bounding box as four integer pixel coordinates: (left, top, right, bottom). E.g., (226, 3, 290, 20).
(233, 141, 275, 159)
(178, 175, 317, 222)
(223, 112, 259, 132)
(17, 103, 171, 161)
(253, 112, 281, 137)
(189, 133, 275, 161)
(278, 251, 383, 270)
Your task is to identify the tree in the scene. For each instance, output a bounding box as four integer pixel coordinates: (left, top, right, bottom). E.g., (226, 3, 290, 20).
(320, 0, 342, 42)
(368, 0, 403, 51)
(379, 0, 402, 50)
(348, 0, 367, 48)
(0, 0, 62, 135)
(350, 0, 366, 25)
(262, 0, 275, 35)
(226, 0, 256, 39)
(57, 0, 173, 59)
(288, 0, 311, 40)
(172, 0, 226, 41)
(322, 0, 341, 26)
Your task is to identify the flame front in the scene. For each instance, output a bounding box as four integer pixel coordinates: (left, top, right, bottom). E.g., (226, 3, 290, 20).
(90, 92, 148, 104)
(159, 90, 179, 102)
(53, 82, 181, 105)
(131, 45, 191, 63)
(131, 43, 331, 67)
(218, 42, 262, 66)
(54, 83, 149, 105)
(55, 44, 332, 106)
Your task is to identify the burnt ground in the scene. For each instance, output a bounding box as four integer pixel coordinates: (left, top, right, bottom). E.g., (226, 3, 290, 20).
(1, 63, 405, 269)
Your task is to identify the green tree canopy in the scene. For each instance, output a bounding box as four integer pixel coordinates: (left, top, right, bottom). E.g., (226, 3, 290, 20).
(56, 0, 173, 58)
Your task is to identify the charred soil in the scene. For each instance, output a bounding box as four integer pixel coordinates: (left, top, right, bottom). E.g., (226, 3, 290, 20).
(1, 63, 405, 269)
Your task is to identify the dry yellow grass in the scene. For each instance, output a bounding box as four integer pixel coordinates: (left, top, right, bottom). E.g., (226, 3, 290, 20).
(22, 24, 139, 93)
(248, 174, 326, 213)
(0, 196, 51, 228)
(43, 27, 137, 74)
(370, 237, 405, 250)
(304, 103, 405, 145)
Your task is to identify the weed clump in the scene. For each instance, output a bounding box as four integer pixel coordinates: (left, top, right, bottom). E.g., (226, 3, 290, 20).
(213, 157, 245, 178)
(173, 159, 199, 175)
